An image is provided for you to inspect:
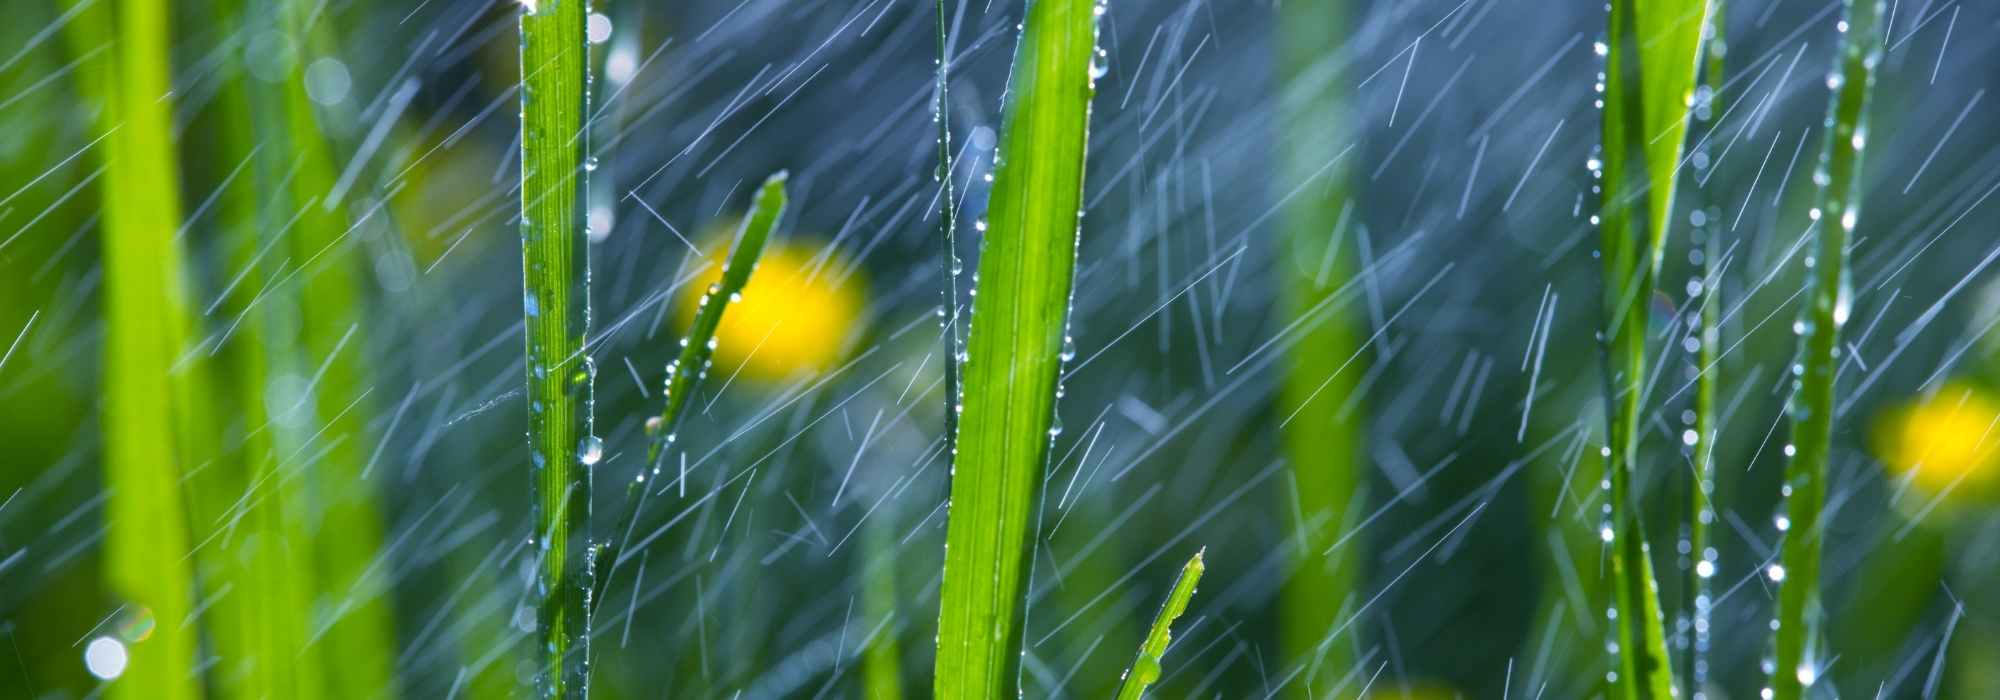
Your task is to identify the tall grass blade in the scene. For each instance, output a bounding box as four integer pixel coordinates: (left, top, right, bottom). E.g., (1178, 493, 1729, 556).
(1113, 549, 1205, 700)
(1274, 0, 1366, 690)
(932, 0, 1104, 695)
(62, 0, 205, 697)
(520, 0, 596, 695)
(1684, 5, 1726, 695)
(1597, 0, 1711, 697)
(593, 172, 787, 604)
(1769, 1, 1881, 697)
(268, 1, 401, 693)
(198, 1, 328, 696)
(935, 0, 964, 455)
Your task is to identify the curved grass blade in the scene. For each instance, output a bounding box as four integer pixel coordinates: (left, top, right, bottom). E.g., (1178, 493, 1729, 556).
(519, 0, 596, 695)
(61, 0, 205, 697)
(1597, 1, 1712, 697)
(1769, 1, 1882, 697)
(592, 172, 787, 605)
(1274, 0, 1367, 689)
(932, 0, 1104, 696)
(1114, 549, 1205, 700)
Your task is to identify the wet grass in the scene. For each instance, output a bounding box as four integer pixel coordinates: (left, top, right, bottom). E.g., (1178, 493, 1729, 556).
(61, 0, 206, 697)
(931, 0, 1104, 696)
(518, 0, 595, 695)
(1769, 1, 1883, 697)
(1596, 0, 1712, 697)
(1114, 549, 1205, 700)
(1274, 0, 1366, 690)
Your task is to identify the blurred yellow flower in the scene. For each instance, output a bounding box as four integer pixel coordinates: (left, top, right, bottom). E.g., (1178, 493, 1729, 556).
(1872, 380, 2000, 499)
(675, 228, 864, 382)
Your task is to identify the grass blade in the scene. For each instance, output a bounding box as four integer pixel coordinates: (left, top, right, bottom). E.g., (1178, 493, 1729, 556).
(1597, 1, 1711, 697)
(1684, 6, 1725, 695)
(1769, 1, 1882, 697)
(62, 0, 205, 697)
(268, 1, 401, 693)
(520, 0, 595, 695)
(1274, 0, 1367, 688)
(932, 0, 1104, 695)
(593, 172, 787, 604)
(1114, 549, 1205, 700)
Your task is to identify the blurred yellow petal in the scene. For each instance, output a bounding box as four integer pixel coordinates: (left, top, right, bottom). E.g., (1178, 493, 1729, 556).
(1872, 380, 2000, 500)
(676, 227, 864, 382)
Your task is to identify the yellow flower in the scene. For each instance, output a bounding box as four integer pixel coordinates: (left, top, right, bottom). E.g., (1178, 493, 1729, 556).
(1873, 380, 2000, 499)
(675, 228, 865, 382)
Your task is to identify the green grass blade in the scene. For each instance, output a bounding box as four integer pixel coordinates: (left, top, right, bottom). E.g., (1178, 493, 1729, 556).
(1113, 549, 1205, 700)
(1274, 0, 1366, 691)
(593, 172, 786, 604)
(1770, 1, 1881, 697)
(264, 1, 401, 694)
(935, 0, 965, 456)
(1598, 1, 1712, 698)
(932, 0, 1103, 696)
(520, 0, 596, 696)
(862, 519, 906, 699)
(1685, 6, 1725, 695)
(62, 0, 204, 697)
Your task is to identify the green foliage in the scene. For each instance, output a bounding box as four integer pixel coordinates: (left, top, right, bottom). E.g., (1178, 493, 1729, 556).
(1274, 0, 1366, 692)
(1770, 1, 1882, 697)
(1114, 549, 1205, 700)
(62, 0, 205, 697)
(1597, 1, 1712, 697)
(931, 0, 1103, 695)
(519, 0, 595, 696)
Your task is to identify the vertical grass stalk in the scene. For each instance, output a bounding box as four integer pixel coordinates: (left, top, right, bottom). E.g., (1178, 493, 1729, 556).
(935, 0, 964, 454)
(268, 1, 402, 694)
(931, 0, 1104, 696)
(1113, 549, 1205, 700)
(1684, 5, 1725, 695)
(1597, 1, 1711, 697)
(1274, 1, 1366, 690)
(1768, 1, 1881, 697)
(63, 0, 204, 697)
(520, 1, 595, 696)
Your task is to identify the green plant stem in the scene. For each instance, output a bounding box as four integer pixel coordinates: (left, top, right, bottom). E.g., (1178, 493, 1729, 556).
(936, 0, 964, 456)
(1114, 549, 1205, 700)
(63, 0, 204, 698)
(265, 1, 401, 694)
(592, 172, 786, 606)
(931, 0, 1102, 696)
(1770, 1, 1880, 697)
(1686, 5, 1724, 695)
(520, 0, 595, 696)
(861, 518, 906, 699)
(1598, 1, 1711, 698)
(1275, 1, 1365, 692)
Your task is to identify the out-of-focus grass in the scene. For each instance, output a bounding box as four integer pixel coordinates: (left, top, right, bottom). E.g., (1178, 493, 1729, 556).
(1274, 0, 1366, 693)
(1684, 4, 1726, 694)
(1596, 1, 1710, 697)
(1769, 1, 1881, 697)
(60, 0, 206, 697)
(931, 0, 1103, 696)
(199, 0, 327, 696)
(519, 0, 596, 695)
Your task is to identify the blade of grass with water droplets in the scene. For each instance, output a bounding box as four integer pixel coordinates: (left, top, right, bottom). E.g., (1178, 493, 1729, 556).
(520, 0, 595, 695)
(593, 172, 785, 605)
(1114, 549, 1205, 700)
(62, 0, 205, 697)
(1598, 0, 1711, 697)
(1770, 2, 1881, 697)
(1685, 5, 1725, 695)
(932, 0, 1103, 696)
